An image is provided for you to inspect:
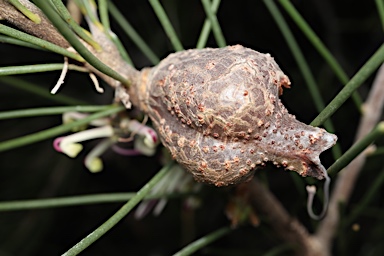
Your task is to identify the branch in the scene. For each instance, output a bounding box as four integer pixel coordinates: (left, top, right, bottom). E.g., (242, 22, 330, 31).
(247, 178, 325, 256)
(0, 0, 142, 109)
(0, 0, 69, 47)
(315, 64, 384, 252)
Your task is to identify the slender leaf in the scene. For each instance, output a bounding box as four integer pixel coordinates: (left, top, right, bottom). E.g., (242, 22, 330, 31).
(33, 0, 129, 84)
(0, 76, 86, 105)
(0, 105, 112, 120)
(278, 0, 362, 110)
(149, 0, 184, 52)
(0, 63, 87, 76)
(108, 1, 160, 64)
(311, 44, 384, 126)
(196, 0, 221, 49)
(201, 0, 226, 47)
(0, 24, 84, 62)
(263, 0, 341, 158)
(62, 162, 173, 256)
(0, 105, 124, 152)
(327, 122, 384, 176)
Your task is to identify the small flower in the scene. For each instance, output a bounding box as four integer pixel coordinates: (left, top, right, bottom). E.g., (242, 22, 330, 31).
(63, 111, 109, 131)
(84, 138, 115, 173)
(54, 126, 114, 158)
(120, 119, 158, 156)
(53, 111, 159, 172)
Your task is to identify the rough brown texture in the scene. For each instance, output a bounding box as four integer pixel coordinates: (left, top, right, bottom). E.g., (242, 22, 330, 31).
(0, 0, 70, 48)
(138, 45, 337, 186)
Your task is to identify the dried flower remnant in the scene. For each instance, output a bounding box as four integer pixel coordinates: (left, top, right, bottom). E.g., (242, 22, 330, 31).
(135, 164, 201, 219)
(226, 182, 260, 228)
(137, 45, 337, 187)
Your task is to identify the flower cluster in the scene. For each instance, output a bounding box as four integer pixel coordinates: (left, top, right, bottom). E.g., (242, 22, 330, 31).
(53, 111, 158, 173)
(53, 110, 202, 217)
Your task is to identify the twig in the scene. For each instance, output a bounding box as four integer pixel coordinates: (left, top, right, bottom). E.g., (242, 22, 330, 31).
(247, 178, 324, 256)
(0, 0, 69, 47)
(315, 64, 384, 253)
(1, 0, 142, 109)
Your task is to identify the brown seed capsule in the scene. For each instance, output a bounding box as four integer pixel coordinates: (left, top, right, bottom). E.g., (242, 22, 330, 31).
(138, 45, 337, 186)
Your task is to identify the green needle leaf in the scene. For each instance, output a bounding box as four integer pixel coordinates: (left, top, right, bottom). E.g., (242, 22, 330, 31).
(0, 24, 84, 62)
(149, 0, 184, 52)
(196, 0, 221, 49)
(311, 44, 384, 126)
(61, 162, 173, 256)
(33, 0, 129, 84)
(264, 0, 342, 159)
(201, 0, 226, 47)
(0, 63, 87, 76)
(51, 0, 101, 51)
(8, 0, 41, 24)
(278, 0, 362, 110)
(173, 226, 231, 256)
(0, 105, 113, 120)
(327, 122, 384, 176)
(0, 105, 124, 152)
(0, 76, 86, 105)
(108, 1, 160, 64)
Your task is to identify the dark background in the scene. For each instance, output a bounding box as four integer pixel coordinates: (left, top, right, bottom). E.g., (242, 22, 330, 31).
(0, 0, 383, 255)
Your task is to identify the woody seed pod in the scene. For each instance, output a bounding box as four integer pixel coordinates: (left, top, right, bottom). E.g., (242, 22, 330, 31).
(136, 45, 337, 187)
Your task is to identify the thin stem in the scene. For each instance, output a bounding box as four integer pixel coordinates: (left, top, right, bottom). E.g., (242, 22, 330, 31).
(172, 226, 231, 256)
(149, 0, 184, 52)
(107, 32, 133, 64)
(327, 122, 384, 176)
(247, 178, 316, 255)
(76, 0, 99, 26)
(0, 76, 86, 105)
(8, 0, 41, 23)
(278, 0, 362, 110)
(0, 24, 84, 62)
(343, 166, 384, 227)
(196, 0, 221, 49)
(78, 0, 133, 65)
(0, 105, 112, 120)
(200, 0, 226, 47)
(0, 63, 87, 76)
(98, 0, 110, 30)
(316, 64, 384, 251)
(311, 44, 384, 127)
(0, 191, 193, 212)
(0, 105, 124, 152)
(263, 0, 341, 158)
(33, 0, 129, 84)
(0, 193, 136, 211)
(61, 162, 173, 256)
(0, 35, 45, 50)
(108, 1, 160, 64)
(51, 0, 101, 50)
(376, 0, 384, 31)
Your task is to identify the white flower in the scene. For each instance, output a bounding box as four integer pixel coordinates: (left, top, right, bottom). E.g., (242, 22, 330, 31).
(53, 111, 159, 172)
(54, 126, 114, 158)
(84, 138, 116, 173)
